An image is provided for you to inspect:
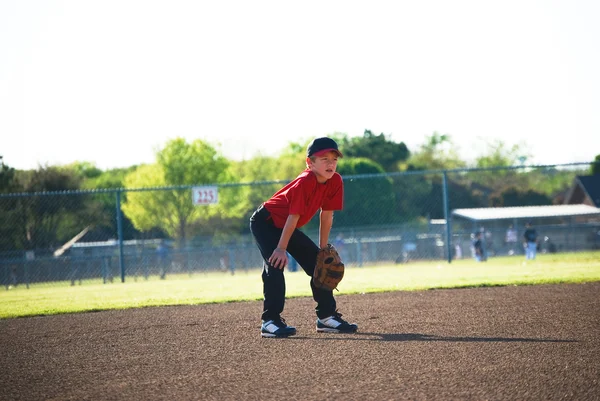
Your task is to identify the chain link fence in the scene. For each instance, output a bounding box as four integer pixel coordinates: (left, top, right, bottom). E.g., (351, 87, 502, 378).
(1, 163, 598, 288)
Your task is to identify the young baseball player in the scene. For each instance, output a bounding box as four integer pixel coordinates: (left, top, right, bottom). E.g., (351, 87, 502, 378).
(249, 137, 358, 338)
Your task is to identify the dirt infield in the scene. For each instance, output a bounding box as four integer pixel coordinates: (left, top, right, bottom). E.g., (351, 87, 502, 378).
(1, 283, 599, 401)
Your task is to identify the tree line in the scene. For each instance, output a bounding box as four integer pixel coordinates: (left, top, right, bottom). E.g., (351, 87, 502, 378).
(0, 131, 597, 253)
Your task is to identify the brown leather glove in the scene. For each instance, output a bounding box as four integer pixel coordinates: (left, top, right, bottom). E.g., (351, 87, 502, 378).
(313, 244, 345, 291)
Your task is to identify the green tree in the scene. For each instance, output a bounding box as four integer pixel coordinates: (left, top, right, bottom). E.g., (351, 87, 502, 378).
(121, 138, 245, 244)
(65, 161, 103, 180)
(425, 176, 487, 219)
(390, 171, 485, 223)
(83, 166, 137, 191)
(407, 132, 466, 170)
(490, 187, 552, 207)
(0, 162, 22, 194)
(332, 158, 397, 228)
(81, 166, 141, 241)
(230, 156, 285, 219)
(0, 161, 24, 251)
(474, 139, 530, 168)
(274, 140, 312, 180)
(393, 173, 433, 222)
(459, 139, 532, 202)
(591, 155, 600, 175)
(524, 167, 582, 198)
(340, 130, 410, 172)
(12, 166, 84, 250)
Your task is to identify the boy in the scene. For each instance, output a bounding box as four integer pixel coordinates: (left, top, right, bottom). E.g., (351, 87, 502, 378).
(249, 137, 358, 338)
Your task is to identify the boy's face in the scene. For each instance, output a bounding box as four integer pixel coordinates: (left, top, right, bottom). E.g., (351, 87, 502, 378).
(307, 151, 339, 183)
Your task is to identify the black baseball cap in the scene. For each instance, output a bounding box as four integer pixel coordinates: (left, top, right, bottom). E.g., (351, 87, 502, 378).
(306, 137, 343, 158)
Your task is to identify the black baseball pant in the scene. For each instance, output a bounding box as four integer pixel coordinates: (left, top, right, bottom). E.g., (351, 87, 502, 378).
(249, 205, 336, 321)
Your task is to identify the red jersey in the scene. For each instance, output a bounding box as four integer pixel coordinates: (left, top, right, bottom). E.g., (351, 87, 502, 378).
(263, 169, 344, 228)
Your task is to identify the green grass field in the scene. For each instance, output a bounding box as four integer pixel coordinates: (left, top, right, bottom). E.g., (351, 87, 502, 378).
(2, 251, 599, 319)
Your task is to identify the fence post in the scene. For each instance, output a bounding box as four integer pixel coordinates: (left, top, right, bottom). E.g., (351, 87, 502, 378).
(442, 171, 452, 264)
(116, 190, 126, 283)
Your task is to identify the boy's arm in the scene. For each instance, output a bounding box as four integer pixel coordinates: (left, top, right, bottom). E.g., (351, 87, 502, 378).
(268, 214, 300, 269)
(277, 214, 301, 250)
(319, 210, 334, 248)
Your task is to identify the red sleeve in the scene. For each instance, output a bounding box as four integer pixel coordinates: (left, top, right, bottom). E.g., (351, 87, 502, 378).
(287, 180, 309, 216)
(322, 173, 344, 211)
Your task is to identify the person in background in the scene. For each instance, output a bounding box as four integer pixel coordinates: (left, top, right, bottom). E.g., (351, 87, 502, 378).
(505, 224, 518, 255)
(472, 231, 485, 262)
(287, 252, 298, 272)
(156, 240, 169, 279)
(480, 226, 492, 259)
(523, 222, 538, 260)
(454, 243, 463, 260)
(334, 233, 348, 262)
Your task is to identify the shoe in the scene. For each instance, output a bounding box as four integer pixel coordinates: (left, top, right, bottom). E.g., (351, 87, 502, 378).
(316, 311, 358, 333)
(261, 318, 297, 338)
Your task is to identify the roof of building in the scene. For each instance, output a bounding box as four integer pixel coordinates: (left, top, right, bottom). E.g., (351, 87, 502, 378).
(577, 175, 600, 207)
(452, 204, 600, 222)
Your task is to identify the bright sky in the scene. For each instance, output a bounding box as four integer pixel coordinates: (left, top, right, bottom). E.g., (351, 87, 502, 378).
(1, 0, 599, 170)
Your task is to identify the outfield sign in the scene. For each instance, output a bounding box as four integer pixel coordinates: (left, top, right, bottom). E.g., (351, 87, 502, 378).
(192, 186, 218, 205)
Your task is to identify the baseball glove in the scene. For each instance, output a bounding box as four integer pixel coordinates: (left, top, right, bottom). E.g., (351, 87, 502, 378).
(313, 244, 345, 291)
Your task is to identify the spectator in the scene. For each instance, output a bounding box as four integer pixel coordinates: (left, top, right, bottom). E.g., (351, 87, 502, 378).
(156, 240, 169, 279)
(523, 222, 538, 260)
(220, 254, 234, 275)
(472, 231, 485, 262)
(482, 226, 494, 258)
(454, 243, 462, 260)
(505, 224, 518, 255)
(478, 227, 488, 261)
(334, 233, 347, 262)
(9, 265, 18, 289)
(287, 253, 298, 272)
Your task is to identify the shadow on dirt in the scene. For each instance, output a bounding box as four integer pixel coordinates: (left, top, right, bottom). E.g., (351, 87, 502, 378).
(308, 332, 578, 343)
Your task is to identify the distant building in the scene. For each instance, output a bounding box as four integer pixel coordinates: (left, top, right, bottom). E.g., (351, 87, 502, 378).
(564, 175, 600, 208)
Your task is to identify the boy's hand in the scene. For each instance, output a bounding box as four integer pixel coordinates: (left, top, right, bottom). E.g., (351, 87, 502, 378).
(269, 248, 288, 269)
